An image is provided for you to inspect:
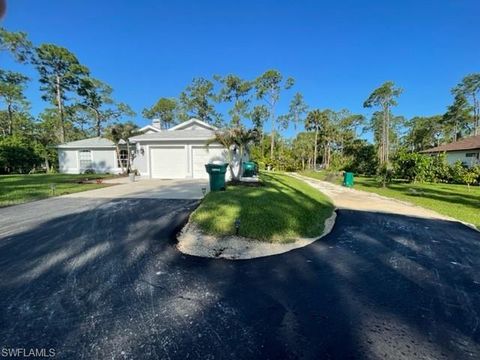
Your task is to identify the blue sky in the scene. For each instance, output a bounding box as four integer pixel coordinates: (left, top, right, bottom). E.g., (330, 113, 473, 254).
(1, 0, 479, 138)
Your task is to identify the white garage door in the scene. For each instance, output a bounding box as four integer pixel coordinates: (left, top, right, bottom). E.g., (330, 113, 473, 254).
(192, 146, 226, 179)
(150, 146, 187, 179)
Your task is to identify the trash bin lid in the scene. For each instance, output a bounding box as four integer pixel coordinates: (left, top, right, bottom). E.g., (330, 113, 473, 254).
(206, 163, 228, 169)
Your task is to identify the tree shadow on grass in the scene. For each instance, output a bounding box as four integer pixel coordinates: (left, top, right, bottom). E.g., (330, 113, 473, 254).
(195, 173, 333, 241)
(357, 180, 480, 216)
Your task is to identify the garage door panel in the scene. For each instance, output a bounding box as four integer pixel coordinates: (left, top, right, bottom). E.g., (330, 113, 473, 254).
(192, 147, 226, 179)
(151, 147, 187, 179)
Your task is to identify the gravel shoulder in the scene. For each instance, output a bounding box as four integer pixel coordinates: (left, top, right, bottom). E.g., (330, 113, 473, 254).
(177, 211, 336, 260)
(291, 173, 472, 224)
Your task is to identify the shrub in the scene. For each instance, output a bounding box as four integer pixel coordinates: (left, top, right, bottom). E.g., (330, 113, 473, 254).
(392, 151, 480, 186)
(0, 136, 42, 174)
(329, 152, 350, 172)
(462, 165, 480, 189)
(343, 141, 378, 175)
(431, 153, 451, 183)
(377, 164, 394, 187)
(393, 151, 435, 183)
(83, 168, 96, 174)
(449, 161, 467, 184)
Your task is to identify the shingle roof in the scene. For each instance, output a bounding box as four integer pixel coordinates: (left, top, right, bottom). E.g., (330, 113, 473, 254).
(57, 137, 125, 148)
(421, 135, 480, 153)
(130, 129, 215, 142)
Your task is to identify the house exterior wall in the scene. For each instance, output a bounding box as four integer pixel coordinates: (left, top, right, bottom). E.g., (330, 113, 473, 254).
(132, 143, 148, 176)
(444, 151, 480, 167)
(58, 148, 123, 174)
(58, 149, 79, 174)
(133, 140, 247, 179)
(91, 149, 120, 173)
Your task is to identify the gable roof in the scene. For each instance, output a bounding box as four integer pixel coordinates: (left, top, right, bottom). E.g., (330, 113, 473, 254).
(168, 118, 217, 131)
(57, 137, 125, 148)
(130, 129, 214, 142)
(138, 124, 161, 133)
(130, 118, 218, 142)
(421, 135, 480, 153)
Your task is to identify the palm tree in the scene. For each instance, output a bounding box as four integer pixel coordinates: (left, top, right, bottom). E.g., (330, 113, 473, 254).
(105, 123, 125, 173)
(207, 128, 237, 180)
(208, 126, 260, 181)
(232, 127, 260, 178)
(120, 121, 139, 173)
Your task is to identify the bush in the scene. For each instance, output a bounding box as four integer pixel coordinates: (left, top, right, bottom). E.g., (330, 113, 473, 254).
(343, 141, 378, 175)
(393, 151, 435, 183)
(392, 151, 480, 186)
(256, 161, 266, 171)
(377, 164, 394, 187)
(83, 168, 96, 174)
(432, 153, 451, 183)
(329, 152, 350, 172)
(462, 165, 480, 188)
(449, 161, 467, 184)
(0, 136, 42, 174)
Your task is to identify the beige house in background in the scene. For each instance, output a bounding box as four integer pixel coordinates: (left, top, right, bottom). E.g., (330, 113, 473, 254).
(422, 134, 480, 167)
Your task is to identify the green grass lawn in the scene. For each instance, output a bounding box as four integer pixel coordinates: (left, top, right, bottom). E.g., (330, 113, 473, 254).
(0, 173, 117, 207)
(301, 170, 480, 229)
(190, 172, 334, 243)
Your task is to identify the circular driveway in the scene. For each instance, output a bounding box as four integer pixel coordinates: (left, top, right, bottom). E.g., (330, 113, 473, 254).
(0, 183, 479, 359)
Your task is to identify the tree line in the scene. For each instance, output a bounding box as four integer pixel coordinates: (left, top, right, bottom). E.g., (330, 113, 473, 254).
(1, 26, 479, 179)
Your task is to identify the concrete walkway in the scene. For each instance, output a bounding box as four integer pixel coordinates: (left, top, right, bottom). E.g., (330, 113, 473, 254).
(0, 178, 207, 238)
(64, 178, 209, 200)
(292, 173, 458, 222)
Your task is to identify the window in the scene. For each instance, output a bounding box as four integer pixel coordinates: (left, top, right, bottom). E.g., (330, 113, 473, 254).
(79, 150, 92, 169)
(465, 152, 479, 158)
(118, 149, 128, 168)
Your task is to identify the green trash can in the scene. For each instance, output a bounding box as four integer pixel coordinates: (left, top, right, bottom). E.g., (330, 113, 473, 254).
(343, 172, 354, 188)
(205, 163, 228, 191)
(242, 161, 256, 177)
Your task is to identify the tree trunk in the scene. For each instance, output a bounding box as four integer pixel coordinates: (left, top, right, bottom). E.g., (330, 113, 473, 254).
(227, 147, 236, 181)
(95, 110, 101, 137)
(379, 104, 389, 166)
(115, 144, 125, 173)
(260, 132, 265, 158)
(270, 112, 275, 159)
(385, 104, 390, 165)
(7, 102, 13, 136)
(328, 143, 331, 167)
(313, 127, 318, 170)
(55, 75, 66, 143)
(235, 146, 244, 180)
(126, 141, 131, 173)
(473, 94, 479, 136)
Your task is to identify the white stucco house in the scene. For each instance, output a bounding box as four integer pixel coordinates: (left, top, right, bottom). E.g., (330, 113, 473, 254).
(57, 137, 128, 174)
(422, 134, 480, 167)
(57, 118, 241, 179)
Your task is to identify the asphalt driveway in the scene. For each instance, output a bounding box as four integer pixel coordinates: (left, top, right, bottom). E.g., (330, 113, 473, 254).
(0, 188, 479, 358)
